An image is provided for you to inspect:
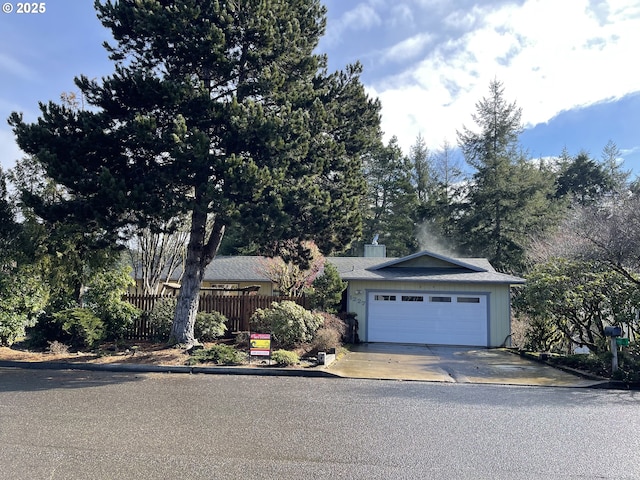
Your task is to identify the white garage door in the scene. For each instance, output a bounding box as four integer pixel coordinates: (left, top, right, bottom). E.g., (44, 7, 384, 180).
(367, 292, 488, 346)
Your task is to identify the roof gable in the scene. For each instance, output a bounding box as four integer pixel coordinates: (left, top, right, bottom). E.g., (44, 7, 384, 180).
(368, 250, 488, 272)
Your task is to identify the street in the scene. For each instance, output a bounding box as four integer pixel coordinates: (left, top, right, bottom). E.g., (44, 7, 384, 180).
(0, 368, 638, 479)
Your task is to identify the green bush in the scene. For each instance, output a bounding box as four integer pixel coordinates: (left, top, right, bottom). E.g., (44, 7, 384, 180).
(550, 353, 610, 377)
(187, 344, 245, 365)
(146, 297, 176, 342)
(53, 307, 105, 349)
(548, 343, 640, 385)
(522, 315, 567, 353)
(308, 262, 347, 313)
(195, 311, 228, 341)
(612, 343, 640, 384)
(250, 301, 324, 349)
(271, 349, 299, 366)
(145, 299, 228, 343)
(84, 265, 139, 340)
(0, 268, 49, 346)
(0, 314, 31, 347)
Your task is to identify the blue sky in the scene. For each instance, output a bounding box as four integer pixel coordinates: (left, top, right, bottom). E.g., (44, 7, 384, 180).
(1, 0, 640, 176)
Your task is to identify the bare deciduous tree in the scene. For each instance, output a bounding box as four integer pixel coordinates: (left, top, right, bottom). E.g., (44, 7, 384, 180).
(128, 218, 189, 295)
(258, 241, 324, 297)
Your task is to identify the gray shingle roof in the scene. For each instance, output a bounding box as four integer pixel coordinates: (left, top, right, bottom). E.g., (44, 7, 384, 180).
(188, 252, 524, 285)
(170, 256, 272, 282)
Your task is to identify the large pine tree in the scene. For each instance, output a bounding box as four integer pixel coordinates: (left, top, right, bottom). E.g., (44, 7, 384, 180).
(361, 137, 418, 257)
(457, 80, 557, 272)
(9, 0, 381, 345)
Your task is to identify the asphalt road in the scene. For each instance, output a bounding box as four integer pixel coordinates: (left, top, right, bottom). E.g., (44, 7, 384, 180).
(1, 368, 638, 479)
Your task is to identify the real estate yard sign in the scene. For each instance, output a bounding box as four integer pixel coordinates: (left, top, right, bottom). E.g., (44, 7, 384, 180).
(250, 333, 271, 357)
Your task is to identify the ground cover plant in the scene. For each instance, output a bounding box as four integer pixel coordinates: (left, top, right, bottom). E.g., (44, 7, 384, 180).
(547, 343, 640, 385)
(186, 344, 246, 366)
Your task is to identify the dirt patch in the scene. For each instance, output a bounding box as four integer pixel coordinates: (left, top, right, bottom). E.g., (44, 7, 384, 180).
(1, 342, 200, 366)
(0, 342, 320, 368)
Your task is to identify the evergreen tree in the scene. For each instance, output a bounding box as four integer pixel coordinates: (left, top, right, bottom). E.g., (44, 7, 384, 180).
(9, 0, 381, 345)
(601, 140, 630, 196)
(409, 133, 433, 204)
(0, 168, 19, 267)
(457, 80, 558, 273)
(555, 151, 613, 205)
(308, 262, 347, 313)
(361, 137, 418, 256)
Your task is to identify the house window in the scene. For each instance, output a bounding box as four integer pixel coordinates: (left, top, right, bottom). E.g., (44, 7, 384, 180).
(457, 297, 481, 304)
(401, 295, 424, 302)
(374, 295, 396, 301)
(430, 296, 452, 303)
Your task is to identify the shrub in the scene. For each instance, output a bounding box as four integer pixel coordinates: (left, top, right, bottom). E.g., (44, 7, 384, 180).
(187, 344, 245, 365)
(271, 349, 299, 366)
(0, 314, 31, 347)
(550, 353, 610, 377)
(522, 315, 567, 353)
(234, 331, 251, 348)
(48, 340, 70, 355)
(309, 312, 346, 353)
(310, 327, 342, 353)
(308, 262, 346, 313)
(146, 297, 176, 342)
(84, 265, 139, 340)
(250, 301, 324, 349)
(0, 268, 49, 346)
(53, 307, 104, 349)
(195, 311, 228, 342)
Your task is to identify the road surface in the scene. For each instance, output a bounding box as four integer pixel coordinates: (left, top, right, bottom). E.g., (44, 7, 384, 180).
(0, 368, 638, 479)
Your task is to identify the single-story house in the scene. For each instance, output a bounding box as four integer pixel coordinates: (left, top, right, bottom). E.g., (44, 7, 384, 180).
(156, 246, 524, 348)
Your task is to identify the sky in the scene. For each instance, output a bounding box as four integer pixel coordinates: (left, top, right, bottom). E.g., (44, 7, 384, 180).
(1, 0, 639, 176)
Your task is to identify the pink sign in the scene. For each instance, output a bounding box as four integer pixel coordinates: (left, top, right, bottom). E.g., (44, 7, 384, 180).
(250, 333, 271, 356)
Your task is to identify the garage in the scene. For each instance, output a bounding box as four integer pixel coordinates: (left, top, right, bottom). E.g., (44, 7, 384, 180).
(367, 291, 488, 346)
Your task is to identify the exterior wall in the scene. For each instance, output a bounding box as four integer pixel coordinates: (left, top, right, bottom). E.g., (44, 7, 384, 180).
(345, 280, 513, 347)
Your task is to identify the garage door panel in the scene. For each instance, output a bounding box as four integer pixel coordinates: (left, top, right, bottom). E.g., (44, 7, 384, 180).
(368, 292, 488, 346)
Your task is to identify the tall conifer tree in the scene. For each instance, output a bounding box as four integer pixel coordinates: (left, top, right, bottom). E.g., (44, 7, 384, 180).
(457, 80, 557, 272)
(10, 0, 381, 345)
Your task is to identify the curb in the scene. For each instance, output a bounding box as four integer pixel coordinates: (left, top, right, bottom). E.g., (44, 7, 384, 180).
(0, 360, 341, 378)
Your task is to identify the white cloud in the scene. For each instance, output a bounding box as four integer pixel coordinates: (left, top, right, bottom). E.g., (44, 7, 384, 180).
(325, 2, 384, 46)
(342, 3, 382, 30)
(365, 0, 640, 154)
(389, 3, 414, 27)
(381, 33, 433, 63)
(442, 4, 485, 30)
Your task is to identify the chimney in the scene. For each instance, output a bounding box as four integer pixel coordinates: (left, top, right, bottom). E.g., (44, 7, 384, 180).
(364, 244, 386, 258)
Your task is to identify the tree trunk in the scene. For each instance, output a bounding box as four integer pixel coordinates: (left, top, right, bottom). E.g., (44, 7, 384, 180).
(170, 196, 225, 346)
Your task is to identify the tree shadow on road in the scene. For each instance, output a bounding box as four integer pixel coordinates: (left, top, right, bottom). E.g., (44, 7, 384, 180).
(0, 366, 148, 393)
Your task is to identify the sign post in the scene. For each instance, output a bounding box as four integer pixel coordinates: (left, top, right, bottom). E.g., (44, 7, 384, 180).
(604, 326, 622, 373)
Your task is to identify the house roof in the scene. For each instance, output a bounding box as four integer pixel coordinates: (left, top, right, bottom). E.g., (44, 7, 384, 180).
(170, 256, 272, 282)
(187, 250, 524, 286)
(328, 251, 524, 285)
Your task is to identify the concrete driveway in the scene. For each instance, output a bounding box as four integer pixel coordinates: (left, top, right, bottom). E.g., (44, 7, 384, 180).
(327, 343, 605, 387)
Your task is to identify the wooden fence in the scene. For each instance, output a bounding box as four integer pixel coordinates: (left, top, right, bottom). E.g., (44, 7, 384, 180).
(124, 294, 310, 340)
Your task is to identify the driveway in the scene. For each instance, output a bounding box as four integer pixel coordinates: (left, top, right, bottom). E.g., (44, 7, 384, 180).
(327, 343, 605, 387)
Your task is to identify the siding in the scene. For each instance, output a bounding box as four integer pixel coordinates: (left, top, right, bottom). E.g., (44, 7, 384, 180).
(346, 280, 513, 347)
